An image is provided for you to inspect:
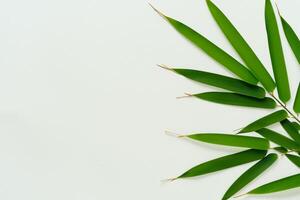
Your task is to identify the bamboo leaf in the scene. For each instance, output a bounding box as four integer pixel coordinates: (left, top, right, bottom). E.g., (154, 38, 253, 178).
(265, 0, 290, 102)
(169, 68, 265, 98)
(292, 122, 300, 131)
(294, 83, 300, 113)
(222, 154, 277, 200)
(150, 4, 258, 85)
(281, 119, 300, 144)
(248, 174, 300, 194)
(286, 154, 300, 168)
(186, 134, 269, 150)
(256, 128, 300, 151)
(178, 149, 267, 178)
(206, 0, 275, 92)
(192, 92, 276, 109)
(280, 16, 300, 64)
(273, 146, 288, 154)
(239, 110, 287, 133)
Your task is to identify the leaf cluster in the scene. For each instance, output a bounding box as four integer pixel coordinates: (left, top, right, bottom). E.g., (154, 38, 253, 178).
(152, 0, 300, 199)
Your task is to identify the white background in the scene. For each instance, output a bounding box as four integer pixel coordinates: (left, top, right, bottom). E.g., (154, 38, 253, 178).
(0, 0, 299, 199)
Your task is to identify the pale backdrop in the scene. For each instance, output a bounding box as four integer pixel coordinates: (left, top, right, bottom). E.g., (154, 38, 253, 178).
(0, 0, 299, 199)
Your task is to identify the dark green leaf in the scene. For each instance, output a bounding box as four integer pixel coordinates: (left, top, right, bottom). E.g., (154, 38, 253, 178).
(286, 154, 300, 168)
(239, 110, 287, 133)
(192, 92, 276, 109)
(222, 154, 277, 200)
(281, 119, 300, 144)
(170, 68, 265, 98)
(256, 128, 300, 151)
(281, 16, 300, 64)
(178, 149, 267, 178)
(292, 122, 300, 131)
(248, 173, 300, 194)
(206, 0, 275, 92)
(294, 83, 300, 113)
(265, 0, 290, 102)
(186, 133, 269, 150)
(273, 147, 288, 154)
(150, 5, 258, 85)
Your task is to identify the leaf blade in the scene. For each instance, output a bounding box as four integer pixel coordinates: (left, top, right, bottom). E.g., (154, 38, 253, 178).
(280, 16, 300, 64)
(193, 92, 276, 109)
(292, 122, 300, 131)
(150, 5, 258, 85)
(281, 119, 300, 145)
(223, 154, 277, 200)
(256, 128, 300, 151)
(294, 83, 300, 114)
(286, 154, 300, 168)
(249, 174, 300, 194)
(178, 149, 267, 178)
(273, 146, 288, 154)
(186, 134, 269, 150)
(171, 68, 265, 98)
(239, 110, 288, 133)
(265, 0, 290, 102)
(206, 0, 275, 92)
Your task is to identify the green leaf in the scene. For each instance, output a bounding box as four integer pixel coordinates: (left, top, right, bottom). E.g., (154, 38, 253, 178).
(186, 133, 269, 150)
(280, 16, 300, 64)
(281, 119, 300, 144)
(150, 5, 258, 85)
(222, 154, 277, 200)
(178, 149, 267, 178)
(170, 68, 265, 98)
(192, 92, 276, 109)
(273, 146, 288, 154)
(256, 128, 300, 151)
(239, 110, 287, 133)
(206, 0, 275, 92)
(265, 0, 290, 102)
(286, 154, 300, 168)
(294, 83, 300, 113)
(292, 122, 300, 131)
(248, 173, 300, 194)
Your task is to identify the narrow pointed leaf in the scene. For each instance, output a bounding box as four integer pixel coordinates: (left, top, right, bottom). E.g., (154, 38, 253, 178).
(206, 0, 275, 92)
(193, 92, 276, 109)
(172, 68, 265, 98)
(186, 134, 269, 150)
(239, 110, 287, 133)
(286, 154, 300, 168)
(294, 83, 300, 113)
(281, 119, 300, 144)
(265, 0, 290, 102)
(292, 122, 300, 131)
(222, 154, 277, 200)
(281, 16, 300, 64)
(248, 174, 300, 194)
(151, 5, 258, 84)
(273, 146, 288, 154)
(256, 128, 300, 151)
(178, 149, 267, 178)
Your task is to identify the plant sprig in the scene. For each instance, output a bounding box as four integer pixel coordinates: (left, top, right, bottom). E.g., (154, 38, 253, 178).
(152, 0, 300, 199)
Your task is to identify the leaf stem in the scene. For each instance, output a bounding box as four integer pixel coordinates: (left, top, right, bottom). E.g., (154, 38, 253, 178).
(269, 93, 300, 124)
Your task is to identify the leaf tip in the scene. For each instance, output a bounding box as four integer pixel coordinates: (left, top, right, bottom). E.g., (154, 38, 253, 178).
(148, 3, 166, 19)
(176, 93, 193, 99)
(161, 177, 178, 183)
(165, 130, 185, 138)
(157, 64, 174, 72)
